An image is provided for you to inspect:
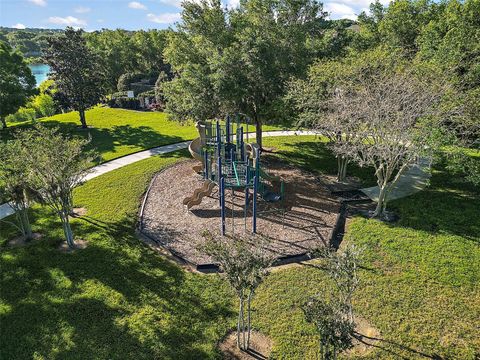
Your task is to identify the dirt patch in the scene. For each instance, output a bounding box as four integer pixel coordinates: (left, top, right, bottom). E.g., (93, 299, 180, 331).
(57, 239, 88, 253)
(219, 331, 272, 360)
(7, 232, 43, 247)
(140, 160, 340, 269)
(346, 316, 381, 357)
(70, 207, 87, 219)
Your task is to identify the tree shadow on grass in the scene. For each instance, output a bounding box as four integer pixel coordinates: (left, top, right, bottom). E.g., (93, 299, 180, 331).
(352, 331, 445, 360)
(0, 214, 235, 359)
(262, 140, 376, 186)
(42, 121, 186, 163)
(386, 162, 480, 242)
(2, 120, 187, 164)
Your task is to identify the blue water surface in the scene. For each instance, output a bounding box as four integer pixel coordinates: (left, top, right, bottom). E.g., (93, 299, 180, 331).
(28, 64, 50, 87)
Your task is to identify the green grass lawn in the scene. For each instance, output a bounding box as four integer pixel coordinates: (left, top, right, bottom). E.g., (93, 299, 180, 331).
(0, 136, 479, 359)
(2, 107, 282, 163)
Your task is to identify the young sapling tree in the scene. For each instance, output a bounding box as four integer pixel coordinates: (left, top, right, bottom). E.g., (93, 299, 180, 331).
(0, 138, 36, 240)
(202, 233, 274, 351)
(22, 126, 94, 248)
(319, 244, 362, 325)
(303, 294, 354, 360)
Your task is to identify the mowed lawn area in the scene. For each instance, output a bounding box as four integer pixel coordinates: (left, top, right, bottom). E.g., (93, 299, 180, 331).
(0, 136, 479, 359)
(2, 107, 282, 163)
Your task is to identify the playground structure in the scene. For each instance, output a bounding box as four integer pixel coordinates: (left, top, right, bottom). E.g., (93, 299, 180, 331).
(183, 115, 285, 235)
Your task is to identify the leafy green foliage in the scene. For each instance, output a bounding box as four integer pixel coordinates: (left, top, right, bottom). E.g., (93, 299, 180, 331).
(0, 41, 36, 128)
(17, 126, 95, 247)
(0, 152, 235, 359)
(43, 28, 104, 128)
(164, 0, 333, 146)
(303, 295, 354, 359)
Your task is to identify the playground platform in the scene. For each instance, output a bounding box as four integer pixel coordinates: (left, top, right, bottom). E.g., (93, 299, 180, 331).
(139, 160, 340, 272)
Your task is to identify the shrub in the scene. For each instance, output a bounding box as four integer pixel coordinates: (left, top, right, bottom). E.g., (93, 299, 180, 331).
(32, 93, 55, 118)
(5, 107, 37, 123)
(117, 72, 143, 92)
(108, 97, 140, 110)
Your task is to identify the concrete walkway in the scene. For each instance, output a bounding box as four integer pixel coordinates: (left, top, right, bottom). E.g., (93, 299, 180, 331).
(0, 130, 315, 220)
(360, 157, 431, 202)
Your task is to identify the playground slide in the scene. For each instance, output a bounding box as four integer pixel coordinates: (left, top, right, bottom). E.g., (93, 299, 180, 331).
(189, 137, 203, 162)
(189, 137, 204, 173)
(183, 180, 216, 210)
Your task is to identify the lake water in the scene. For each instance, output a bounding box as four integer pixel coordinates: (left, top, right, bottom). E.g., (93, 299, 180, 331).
(28, 63, 50, 87)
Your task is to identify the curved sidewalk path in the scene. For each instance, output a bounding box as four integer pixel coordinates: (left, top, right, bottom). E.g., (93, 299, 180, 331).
(0, 130, 431, 220)
(0, 130, 314, 220)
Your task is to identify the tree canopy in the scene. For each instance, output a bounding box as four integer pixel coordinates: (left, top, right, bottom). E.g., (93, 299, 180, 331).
(0, 41, 36, 129)
(43, 27, 104, 128)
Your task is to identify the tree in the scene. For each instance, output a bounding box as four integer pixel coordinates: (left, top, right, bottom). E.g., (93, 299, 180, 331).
(327, 69, 454, 218)
(22, 126, 94, 248)
(304, 244, 362, 359)
(0, 138, 35, 240)
(319, 245, 362, 324)
(164, 0, 329, 148)
(154, 71, 171, 109)
(203, 233, 274, 350)
(303, 295, 354, 359)
(43, 27, 104, 128)
(289, 48, 400, 181)
(0, 41, 36, 129)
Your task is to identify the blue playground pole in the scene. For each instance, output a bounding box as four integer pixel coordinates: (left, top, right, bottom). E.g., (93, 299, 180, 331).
(216, 121, 221, 157)
(245, 164, 250, 206)
(252, 175, 258, 233)
(217, 155, 222, 207)
(204, 150, 208, 179)
(226, 115, 230, 144)
(239, 127, 244, 161)
(220, 176, 226, 235)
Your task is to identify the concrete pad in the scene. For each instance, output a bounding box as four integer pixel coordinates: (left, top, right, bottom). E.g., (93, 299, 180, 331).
(360, 158, 431, 202)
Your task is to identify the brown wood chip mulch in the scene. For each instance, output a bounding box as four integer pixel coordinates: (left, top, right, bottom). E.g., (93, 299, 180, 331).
(140, 160, 340, 268)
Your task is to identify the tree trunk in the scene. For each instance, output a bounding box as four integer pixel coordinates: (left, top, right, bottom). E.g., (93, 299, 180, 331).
(79, 109, 87, 129)
(253, 114, 262, 150)
(20, 208, 33, 240)
(337, 156, 348, 182)
(237, 298, 242, 349)
(60, 212, 75, 248)
(247, 291, 252, 349)
(373, 185, 388, 218)
(1, 117, 7, 129)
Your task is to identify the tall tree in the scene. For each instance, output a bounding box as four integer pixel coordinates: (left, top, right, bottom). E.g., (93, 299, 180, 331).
(43, 27, 103, 128)
(327, 69, 455, 218)
(0, 41, 36, 129)
(164, 0, 328, 148)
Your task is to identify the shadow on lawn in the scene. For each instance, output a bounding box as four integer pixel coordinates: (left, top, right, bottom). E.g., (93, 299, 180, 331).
(263, 140, 376, 186)
(388, 163, 480, 242)
(1, 120, 186, 164)
(353, 331, 445, 359)
(266, 139, 479, 241)
(0, 214, 234, 359)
